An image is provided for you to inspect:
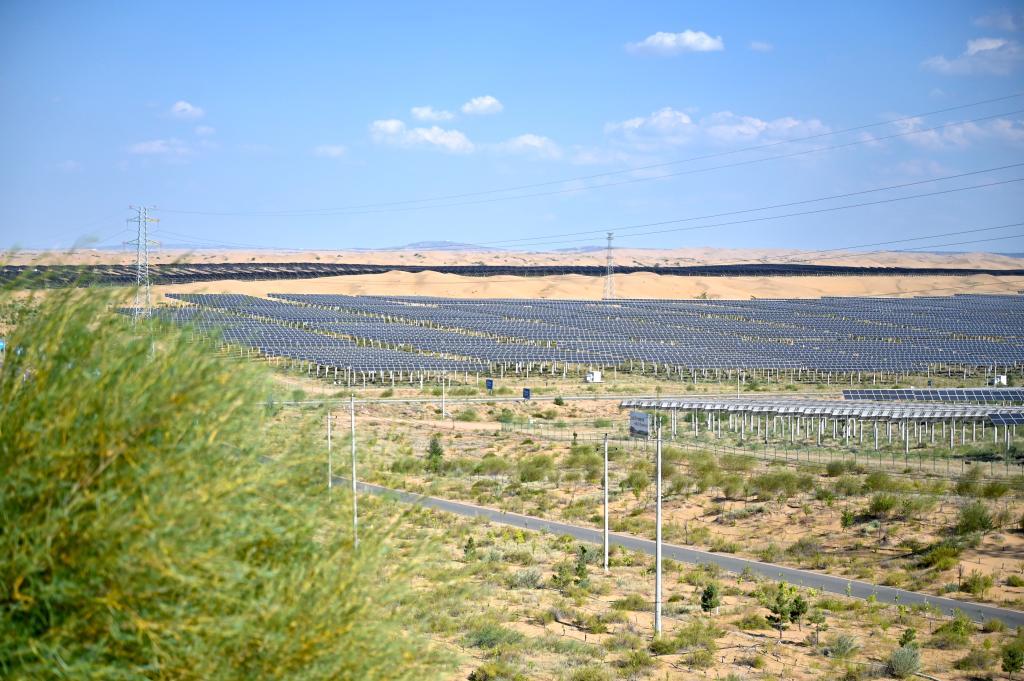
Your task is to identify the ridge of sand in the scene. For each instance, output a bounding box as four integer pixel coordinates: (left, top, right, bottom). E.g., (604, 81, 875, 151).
(8, 247, 1024, 270)
(151, 271, 1024, 302)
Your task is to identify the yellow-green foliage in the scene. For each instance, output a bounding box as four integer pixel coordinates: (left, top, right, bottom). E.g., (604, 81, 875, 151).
(0, 288, 446, 679)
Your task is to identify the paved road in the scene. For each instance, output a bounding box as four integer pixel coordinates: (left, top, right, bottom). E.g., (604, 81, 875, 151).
(336, 476, 1024, 628)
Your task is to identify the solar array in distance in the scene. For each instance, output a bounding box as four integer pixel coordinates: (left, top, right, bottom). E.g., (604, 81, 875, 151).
(144, 292, 1024, 375)
(844, 388, 1024, 403)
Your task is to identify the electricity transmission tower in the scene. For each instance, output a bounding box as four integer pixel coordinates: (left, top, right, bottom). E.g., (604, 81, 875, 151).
(602, 232, 615, 300)
(126, 206, 159, 319)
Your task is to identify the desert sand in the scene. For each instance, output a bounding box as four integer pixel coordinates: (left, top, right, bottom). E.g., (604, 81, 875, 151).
(9, 247, 1024, 301)
(151, 271, 1024, 302)
(8, 246, 1024, 270)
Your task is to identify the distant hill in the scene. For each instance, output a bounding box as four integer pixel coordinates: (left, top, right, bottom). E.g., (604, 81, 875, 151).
(374, 241, 494, 252)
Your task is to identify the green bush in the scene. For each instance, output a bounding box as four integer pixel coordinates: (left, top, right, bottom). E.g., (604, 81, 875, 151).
(887, 646, 921, 679)
(454, 408, 479, 422)
(465, 621, 524, 649)
(956, 501, 994, 535)
(0, 288, 446, 679)
(518, 454, 555, 483)
(827, 634, 860, 660)
(930, 610, 974, 649)
(611, 594, 648, 611)
(507, 569, 542, 589)
(962, 570, 994, 597)
(953, 647, 996, 670)
(736, 613, 770, 630)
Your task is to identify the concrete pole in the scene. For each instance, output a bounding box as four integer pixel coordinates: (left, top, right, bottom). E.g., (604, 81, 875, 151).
(327, 413, 333, 491)
(603, 434, 610, 574)
(655, 424, 663, 637)
(351, 396, 358, 547)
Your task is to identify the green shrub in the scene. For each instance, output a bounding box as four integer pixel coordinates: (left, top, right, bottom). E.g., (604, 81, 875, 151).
(507, 569, 541, 589)
(465, 621, 524, 649)
(0, 288, 446, 679)
(1007, 574, 1024, 587)
(612, 594, 648, 611)
(468, 661, 525, 681)
(953, 647, 996, 670)
(962, 570, 994, 597)
(930, 610, 974, 649)
(736, 613, 770, 630)
(518, 454, 555, 483)
(917, 542, 961, 570)
(454, 408, 479, 422)
(868, 492, 899, 517)
(566, 666, 612, 681)
(618, 650, 654, 672)
(749, 470, 814, 500)
(827, 634, 860, 660)
(887, 646, 921, 679)
(956, 501, 994, 535)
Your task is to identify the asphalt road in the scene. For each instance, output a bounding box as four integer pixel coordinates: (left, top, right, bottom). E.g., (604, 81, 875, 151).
(336, 476, 1024, 628)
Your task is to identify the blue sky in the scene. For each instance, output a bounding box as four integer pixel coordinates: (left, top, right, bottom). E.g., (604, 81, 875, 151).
(1, 1, 1022, 252)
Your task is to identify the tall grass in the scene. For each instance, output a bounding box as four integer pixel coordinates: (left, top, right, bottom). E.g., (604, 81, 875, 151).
(0, 287, 446, 679)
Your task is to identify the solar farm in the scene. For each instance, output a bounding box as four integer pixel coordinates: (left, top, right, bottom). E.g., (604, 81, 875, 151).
(153, 292, 1024, 382)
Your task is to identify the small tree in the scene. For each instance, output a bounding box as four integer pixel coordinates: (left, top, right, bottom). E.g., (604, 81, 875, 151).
(791, 594, 808, 631)
(808, 610, 828, 645)
(700, 583, 721, 613)
(898, 628, 917, 648)
(765, 581, 798, 639)
(1005, 644, 1024, 680)
(426, 433, 444, 473)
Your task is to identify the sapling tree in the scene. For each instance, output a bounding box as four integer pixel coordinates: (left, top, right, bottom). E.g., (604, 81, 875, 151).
(700, 583, 721, 613)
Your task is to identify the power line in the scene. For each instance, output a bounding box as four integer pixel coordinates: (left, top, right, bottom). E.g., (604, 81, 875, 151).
(157, 166, 1024, 255)
(473, 162, 1024, 247)
(471, 177, 1024, 251)
(150, 94, 1024, 218)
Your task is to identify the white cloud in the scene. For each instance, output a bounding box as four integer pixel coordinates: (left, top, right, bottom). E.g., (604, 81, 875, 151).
(461, 95, 503, 115)
(604, 107, 829, 150)
(496, 134, 562, 159)
(370, 119, 473, 153)
(894, 115, 1024, 149)
(370, 119, 405, 136)
(749, 41, 773, 52)
(411, 105, 455, 121)
(974, 11, 1023, 32)
(195, 125, 216, 136)
(313, 144, 347, 158)
(56, 160, 80, 172)
(128, 138, 191, 155)
(170, 100, 204, 119)
(626, 30, 724, 55)
(923, 37, 1022, 75)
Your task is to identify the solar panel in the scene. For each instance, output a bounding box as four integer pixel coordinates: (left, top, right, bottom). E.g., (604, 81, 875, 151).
(129, 292, 1024, 375)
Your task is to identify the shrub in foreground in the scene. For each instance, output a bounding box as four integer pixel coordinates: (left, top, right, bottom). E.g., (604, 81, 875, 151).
(0, 288, 445, 680)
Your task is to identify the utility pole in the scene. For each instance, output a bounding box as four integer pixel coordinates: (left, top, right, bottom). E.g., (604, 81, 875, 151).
(350, 396, 358, 546)
(603, 433, 610, 574)
(441, 375, 447, 418)
(655, 424, 663, 637)
(327, 413, 333, 492)
(126, 205, 159, 319)
(603, 232, 615, 300)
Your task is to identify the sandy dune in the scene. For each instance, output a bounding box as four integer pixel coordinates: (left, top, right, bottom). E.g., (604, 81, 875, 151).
(10, 247, 1023, 301)
(151, 271, 1024, 302)
(9, 246, 1024, 270)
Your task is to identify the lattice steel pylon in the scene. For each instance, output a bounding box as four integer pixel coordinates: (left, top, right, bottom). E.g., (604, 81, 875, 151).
(126, 205, 160, 319)
(602, 232, 615, 300)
